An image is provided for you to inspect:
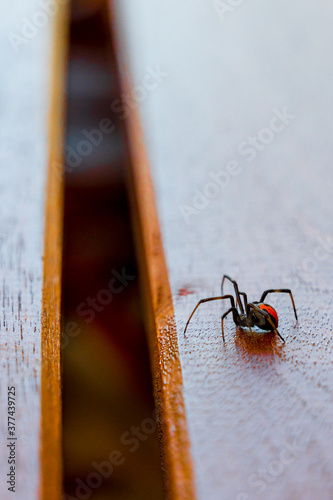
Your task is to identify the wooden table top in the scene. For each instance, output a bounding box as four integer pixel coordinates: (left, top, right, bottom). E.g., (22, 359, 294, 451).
(0, 3, 68, 499)
(111, 1, 333, 498)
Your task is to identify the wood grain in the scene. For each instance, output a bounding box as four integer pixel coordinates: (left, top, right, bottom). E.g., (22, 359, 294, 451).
(0, 2, 68, 499)
(110, 2, 333, 499)
(41, 3, 69, 499)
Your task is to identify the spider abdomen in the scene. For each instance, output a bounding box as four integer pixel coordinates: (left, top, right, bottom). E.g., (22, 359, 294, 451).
(258, 303, 279, 328)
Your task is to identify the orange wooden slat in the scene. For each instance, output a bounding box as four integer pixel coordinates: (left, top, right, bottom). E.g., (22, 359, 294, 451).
(0, 3, 68, 499)
(41, 4, 69, 499)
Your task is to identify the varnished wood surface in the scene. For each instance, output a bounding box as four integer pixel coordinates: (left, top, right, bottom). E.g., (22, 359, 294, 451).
(110, 2, 333, 499)
(41, 3, 69, 499)
(0, 3, 68, 499)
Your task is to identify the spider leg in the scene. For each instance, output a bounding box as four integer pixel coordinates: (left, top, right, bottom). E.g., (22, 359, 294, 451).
(244, 302, 256, 334)
(260, 289, 298, 321)
(221, 275, 245, 314)
(184, 295, 235, 336)
(239, 292, 248, 309)
(275, 330, 285, 342)
(221, 307, 239, 342)
(264, 312, 285, 343)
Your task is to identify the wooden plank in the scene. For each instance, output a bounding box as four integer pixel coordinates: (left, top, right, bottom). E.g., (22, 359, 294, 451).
(110, 2, 333, 499)
(108, 6, 197, 500)
(0, 3, 68, 499)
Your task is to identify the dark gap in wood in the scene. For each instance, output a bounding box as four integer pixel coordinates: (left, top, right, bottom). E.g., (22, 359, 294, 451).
(61, 4, 164, 499)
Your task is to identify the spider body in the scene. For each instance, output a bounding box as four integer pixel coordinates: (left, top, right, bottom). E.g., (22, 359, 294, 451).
(184, 275, 298, 342)
(232, 302, 279, 330)
(250, 303, 279, 329)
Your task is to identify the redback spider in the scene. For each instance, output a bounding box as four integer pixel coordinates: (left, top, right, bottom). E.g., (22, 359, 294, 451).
(184, 275, 298, 342)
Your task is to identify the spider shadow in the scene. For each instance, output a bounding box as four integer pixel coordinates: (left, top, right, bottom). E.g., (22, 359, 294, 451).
(233, 326, 285, 357)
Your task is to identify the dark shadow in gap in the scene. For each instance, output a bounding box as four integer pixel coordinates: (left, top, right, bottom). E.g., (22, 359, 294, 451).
(62, 7, 164, 500)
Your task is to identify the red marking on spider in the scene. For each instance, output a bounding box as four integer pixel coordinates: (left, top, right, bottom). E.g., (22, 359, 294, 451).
(259, 303, 279, 327)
